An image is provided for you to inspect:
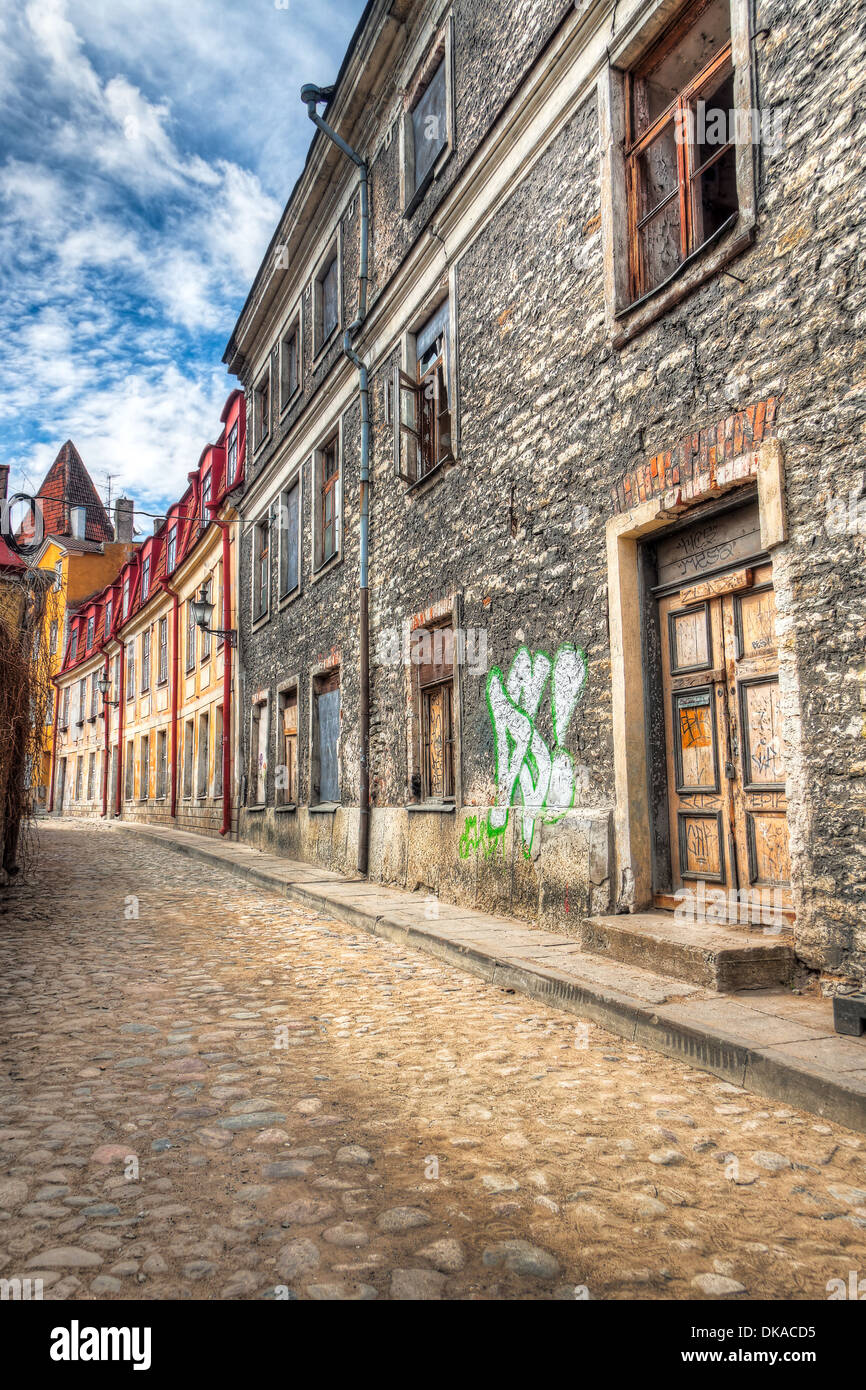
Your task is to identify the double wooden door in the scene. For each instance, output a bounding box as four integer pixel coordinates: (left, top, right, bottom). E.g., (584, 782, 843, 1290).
(654, 509, 792, 914)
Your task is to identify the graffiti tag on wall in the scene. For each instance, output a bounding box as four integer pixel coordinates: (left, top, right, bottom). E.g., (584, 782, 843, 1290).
(475, 643, 588, 858)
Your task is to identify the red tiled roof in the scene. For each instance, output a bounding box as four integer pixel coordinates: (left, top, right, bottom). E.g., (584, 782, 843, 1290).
(36, 441, 113, 543)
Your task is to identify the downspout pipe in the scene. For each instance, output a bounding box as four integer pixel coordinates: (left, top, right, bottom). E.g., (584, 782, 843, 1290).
(208, 508, 234, 838)
(47, 679, 61, 812)
(100, 650, 109, 818)
(115, 642, 125, 817)
(160, 580, 181, 819)
(303, 83, 371, 876)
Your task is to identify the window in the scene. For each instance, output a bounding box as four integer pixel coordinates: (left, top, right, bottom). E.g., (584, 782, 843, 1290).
(411, 58, 446, 193)
(86, 616, 94, 650)
(122, 575, 130, 619)
(113, 654, 120, 702)
(158, 616, 168, 684)
(250, 699, 268, 804)
(417, 625, 455, 800)
(77, 677, 86, 724)
(226, 422, 239, 486)
(53, 561, 62, 592)
(624, 0, 737, 302)
(69, 629, 77, 659)
(278, 688, 298, 805)
(280, 319, 300, 407)
(316, 437, 340, 569)
(255, 372, 270, 448)
(391, 300, 453, 484)
(197, 711, 209, 798)
(316, 251, 339, 349)
(183, 719, 194, 799)
(156, 729, 168, 799)
(214, 705, 224, 798)
(61, 688, 70, 728)
(90, 673, 98, 719)
(186, 599, 196, 671)
(312, 671, 340, 804)
(403, 29, 453, 213)
(104, 599, 112, 635)
(141, 628, 151, 691)
(141, 554, 150, 602)
(75, 756, 84, 801)
(279, 480, 300, 598)
(140, 734, 149, 799)
(125, 739, 134, 800)
(126, 640, 135, 700)
(200, 580, 212, 661)
(49, 621, 58, 655)
(86, 752, 96, 801)
(166, 525, 177, 573)
(200, 472, 212, 527)
(253, 514, 270, 619)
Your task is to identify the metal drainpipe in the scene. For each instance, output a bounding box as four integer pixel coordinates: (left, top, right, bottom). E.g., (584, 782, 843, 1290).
(115, 641, 125, 817)
(160, 580, 181, 819)
(47, 680, 61, 812)
(100, 650, 110, 818)
(302, 84, 371, 875)
(207, 509, 234, 839)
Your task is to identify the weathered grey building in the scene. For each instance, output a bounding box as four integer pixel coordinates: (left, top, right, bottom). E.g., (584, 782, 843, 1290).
(224, 0, 866, 989)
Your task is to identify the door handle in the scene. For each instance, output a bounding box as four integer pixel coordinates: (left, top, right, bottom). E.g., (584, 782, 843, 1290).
(725, 760, 736, 779)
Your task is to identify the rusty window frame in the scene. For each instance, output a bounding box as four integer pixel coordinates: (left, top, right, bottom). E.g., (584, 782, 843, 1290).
(319, 437, 339, 565)
(624, 8, 735, 303)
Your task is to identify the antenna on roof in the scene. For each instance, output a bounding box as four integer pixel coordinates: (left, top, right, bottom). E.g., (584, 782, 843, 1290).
(103, 473, 118, 510)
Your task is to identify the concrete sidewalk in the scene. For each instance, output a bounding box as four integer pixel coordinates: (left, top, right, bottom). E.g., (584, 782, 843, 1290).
(114, 820, 866, 1133)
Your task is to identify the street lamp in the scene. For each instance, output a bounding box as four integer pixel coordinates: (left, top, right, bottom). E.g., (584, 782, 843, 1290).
(191, 583, 237, 648)
(96, 673, 119, 708)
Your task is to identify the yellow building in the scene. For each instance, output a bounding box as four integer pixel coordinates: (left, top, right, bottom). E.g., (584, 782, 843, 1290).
(51, 393, 246, 838)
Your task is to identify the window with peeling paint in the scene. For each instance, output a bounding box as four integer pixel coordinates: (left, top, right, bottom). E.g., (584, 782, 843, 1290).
(278, 688, 298, 806)
(625, 0, 737, 302)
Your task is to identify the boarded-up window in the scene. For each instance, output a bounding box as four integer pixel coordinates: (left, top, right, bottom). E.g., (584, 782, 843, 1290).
(417, 625, 455, 800)
(313, 670, 340, 804)
(625, 0, 736, 301)
(279, 481, 300, 596)
(319, 254, 339, 344)
(278, 688, 298, 805)
(197, 711, 209, 799)
(412, 57, 447, 192)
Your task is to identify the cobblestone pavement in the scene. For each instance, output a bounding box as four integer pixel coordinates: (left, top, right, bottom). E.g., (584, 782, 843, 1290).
(1, 822, 864, 1302)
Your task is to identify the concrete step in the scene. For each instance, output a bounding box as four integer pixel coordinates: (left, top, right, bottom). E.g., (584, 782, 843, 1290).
(580, 912, 795, 992)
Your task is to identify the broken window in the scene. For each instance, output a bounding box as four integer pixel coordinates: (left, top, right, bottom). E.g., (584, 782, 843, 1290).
(391, 301, 453, 484)
(411, 56, 447, 193)
(318, 253, 339, 346)
(279, 480, 300, 597)
(255, 373, 270, 447)
(280, 319, 300, 406)
(416, 624, 455, 800)
(625, 0, 737, 301)
(253, 514, 270, 618)
(278, 687, 298, 806)
(317, 437, 340, 567)
(313, 670, 340, 805)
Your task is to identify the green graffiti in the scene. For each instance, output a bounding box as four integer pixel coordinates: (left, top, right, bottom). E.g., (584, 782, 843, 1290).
(485, 642, 587, 857)
(459, 813, 505, 861)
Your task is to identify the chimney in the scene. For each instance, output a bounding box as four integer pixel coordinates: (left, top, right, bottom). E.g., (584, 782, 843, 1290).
(70, 505, 87, 539)
(114, 497, 134, 543)
(153, 517, 164, 535)
(0, 465, 8, 501)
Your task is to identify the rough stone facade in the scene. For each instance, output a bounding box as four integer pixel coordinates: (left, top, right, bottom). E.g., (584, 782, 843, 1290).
(229, 0, 866, 984)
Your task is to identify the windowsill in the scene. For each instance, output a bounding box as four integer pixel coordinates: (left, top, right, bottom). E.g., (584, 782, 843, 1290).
(309, 802, 339, 814)
(406, 455, 457, 496)
(406, 800, 456, 814)
(311, 550, 342, 585)
(612, 214, 754, 348)
(275, 803, 297, 814)
(253, 434, 271, 456)
(313, 325, 340, 366)
(157, 679, 168, 688)
(403, 143, 453, 220)
(278, 585, 302, 610)
(246, 803, 266, 813)
(280, 386, 301, 415)
(251, 609, 270, 632)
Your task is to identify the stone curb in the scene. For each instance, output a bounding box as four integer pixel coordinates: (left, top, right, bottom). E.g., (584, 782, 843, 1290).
(114, 823, 866, 1134)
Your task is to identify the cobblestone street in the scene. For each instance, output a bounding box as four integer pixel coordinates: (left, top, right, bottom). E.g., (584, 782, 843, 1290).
(1, 822, 864, 1302)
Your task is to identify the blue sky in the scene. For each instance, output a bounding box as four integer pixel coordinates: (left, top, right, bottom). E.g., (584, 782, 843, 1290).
(1, 0, 365, 524)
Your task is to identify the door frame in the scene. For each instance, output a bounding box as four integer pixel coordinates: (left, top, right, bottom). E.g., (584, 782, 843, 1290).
(605, 436, 791, 913)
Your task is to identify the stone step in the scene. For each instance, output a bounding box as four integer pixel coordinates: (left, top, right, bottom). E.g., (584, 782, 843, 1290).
(580, 912, 795, 992)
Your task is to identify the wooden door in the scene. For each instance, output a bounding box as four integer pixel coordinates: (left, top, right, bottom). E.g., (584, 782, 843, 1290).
(654, 512, 792, 919)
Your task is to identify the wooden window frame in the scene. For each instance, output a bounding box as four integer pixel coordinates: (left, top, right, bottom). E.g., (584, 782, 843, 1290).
(254, 370, 271, 451)
(186, 600, 196, 672)
(402, 18, 455, 217)
(253, 514, 270, 621)
(277, 685, 299, 807)
(158, 616, 168, 685)
(280, 312, 302, 410)
(278, 478, 302, 600)
(226, 422, 239, 486)
(314, 242, 341, 356)
(316, 437, 340, 570)
(200, 579, 212, 662)
(141, 627, 151, 692)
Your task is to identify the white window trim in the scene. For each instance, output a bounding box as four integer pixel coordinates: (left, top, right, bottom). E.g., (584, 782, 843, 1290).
(598, 0, 757, 346)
